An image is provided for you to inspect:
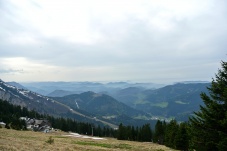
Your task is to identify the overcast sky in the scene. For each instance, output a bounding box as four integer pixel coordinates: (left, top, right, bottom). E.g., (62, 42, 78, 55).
(0, 0, 226, 84)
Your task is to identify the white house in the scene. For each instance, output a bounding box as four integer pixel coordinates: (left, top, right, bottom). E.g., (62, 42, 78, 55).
(0, 122, 6, 128)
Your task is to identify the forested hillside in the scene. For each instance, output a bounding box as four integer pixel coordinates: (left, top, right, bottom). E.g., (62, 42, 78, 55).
(112, 83, 210, 121)
(0, 99, 116, 137)
(52, 91, 146, 117)
(0, 80, 118, 128)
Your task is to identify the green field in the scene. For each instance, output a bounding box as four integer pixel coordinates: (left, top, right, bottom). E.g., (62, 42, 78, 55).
(150, 102, 168, 108)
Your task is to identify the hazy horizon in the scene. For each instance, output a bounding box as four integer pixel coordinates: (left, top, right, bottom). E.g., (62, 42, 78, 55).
(3, 79, 211, 86)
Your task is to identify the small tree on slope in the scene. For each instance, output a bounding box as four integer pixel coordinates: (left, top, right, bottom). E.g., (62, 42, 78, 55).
(189, 61, 227, 151)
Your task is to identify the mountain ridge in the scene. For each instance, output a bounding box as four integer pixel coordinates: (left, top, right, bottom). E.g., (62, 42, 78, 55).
(0, 79, 118, 128)
(111, 82, 210, 121)
(1, 79, 211, 124)
(52, 91, 149, 120)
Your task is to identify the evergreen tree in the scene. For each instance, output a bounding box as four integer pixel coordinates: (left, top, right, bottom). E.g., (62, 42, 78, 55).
(154, 120, 165, 144)
(175, 122, 189, 151)
(131, 126, 136, 141)
(137, 127, 142, 141)
(164, 120, 178, 148)
(189, 61, 227, 151)
(117, 123, 126, 140)
(135, 126, 139, 141)
(140, 124, 152, 142)
(96, 125, 102, 137)
(126, 126, 132, 140)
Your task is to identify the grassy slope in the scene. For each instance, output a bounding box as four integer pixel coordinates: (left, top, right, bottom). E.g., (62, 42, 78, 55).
(0, 128, 176, 151)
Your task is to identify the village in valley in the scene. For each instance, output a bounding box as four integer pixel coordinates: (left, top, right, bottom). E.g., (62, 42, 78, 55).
(0, 117, 52, 133)
(19, 117, 52, 133)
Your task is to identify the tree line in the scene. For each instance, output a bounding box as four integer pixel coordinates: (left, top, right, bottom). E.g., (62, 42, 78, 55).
(117, 123, 152, 142)
(117, 120, 189, 150)
(153, 120, 189, 150)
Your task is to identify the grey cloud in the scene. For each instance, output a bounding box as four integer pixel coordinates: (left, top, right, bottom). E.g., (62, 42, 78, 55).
(0, 0, 227, 83)
(0, 69, 24, 74)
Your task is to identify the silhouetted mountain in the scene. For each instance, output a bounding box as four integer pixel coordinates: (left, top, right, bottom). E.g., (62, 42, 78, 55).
(111, 83, 210, 121)
(52, 91, 154, 126)
(111, 87, 145, 106)
(52, 91, 147, 118)
(47, 90, 81, 97)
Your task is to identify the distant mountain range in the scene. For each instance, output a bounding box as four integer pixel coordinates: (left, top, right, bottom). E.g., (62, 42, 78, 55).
(20, 81, 165, 96)
(45, 81, 211, 121)
(1, 79, 210, 127)
(111, 83, 210, 121)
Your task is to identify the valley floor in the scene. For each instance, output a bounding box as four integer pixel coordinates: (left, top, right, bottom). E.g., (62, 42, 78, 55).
(0, 128, 176, 151)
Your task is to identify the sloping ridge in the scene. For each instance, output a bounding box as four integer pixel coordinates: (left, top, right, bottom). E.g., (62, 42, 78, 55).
(52, 91, 147, 118)
(0, 79, 117, 128)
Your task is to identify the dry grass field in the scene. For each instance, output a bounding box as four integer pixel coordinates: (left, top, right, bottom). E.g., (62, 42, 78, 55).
(0, 128, 176, 151)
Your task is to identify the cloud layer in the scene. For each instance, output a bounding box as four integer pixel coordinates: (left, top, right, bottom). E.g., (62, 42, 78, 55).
(0, 0, 226, 83)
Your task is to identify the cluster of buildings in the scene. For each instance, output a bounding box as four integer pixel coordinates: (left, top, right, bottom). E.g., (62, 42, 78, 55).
(19, 117, 52, 133)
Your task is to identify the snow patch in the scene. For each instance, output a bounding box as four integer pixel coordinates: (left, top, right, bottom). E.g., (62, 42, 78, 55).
(75, 100, 79, 109)
(63, 133, 106, 140)
(0, 87, 5, 91)
(3, 83, 17, 90)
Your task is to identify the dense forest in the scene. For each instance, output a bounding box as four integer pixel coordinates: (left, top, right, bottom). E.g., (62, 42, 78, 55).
(117, 120, 189, 150)
(1, 61, 227, 150)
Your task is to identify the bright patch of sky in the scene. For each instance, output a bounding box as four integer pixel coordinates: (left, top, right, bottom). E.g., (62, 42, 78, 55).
(0, 0, 226, 83)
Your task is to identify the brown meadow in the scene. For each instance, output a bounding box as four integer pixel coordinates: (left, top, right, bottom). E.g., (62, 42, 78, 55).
(0, 128, 176, 151)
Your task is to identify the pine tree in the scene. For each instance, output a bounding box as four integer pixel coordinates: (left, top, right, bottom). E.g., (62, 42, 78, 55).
(126, 126, 132, 140)
(140, 124, 152, 142)
(189, 61, 227, 151)
(175, 122, 189, 151)
(131, 126, 136, 141)
(164, 120, 178, 148)
(117, 123, 125, 140)
(154, 120, 165, 144)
